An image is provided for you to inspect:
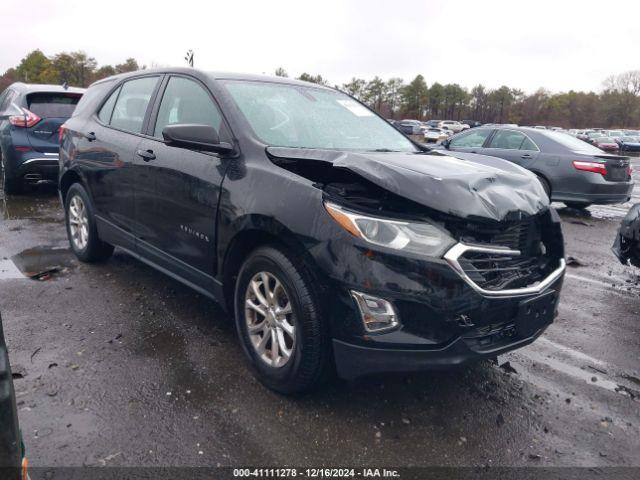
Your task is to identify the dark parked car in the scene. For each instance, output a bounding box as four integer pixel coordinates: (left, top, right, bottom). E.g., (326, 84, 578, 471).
(0, 83, 84, 194)
(612, 203, 640, 268)
(617, 136, 640, 152)
(59, 68, 565, 393)
(442, 127, 634, 209)
(394, 119, 422, 135)
(592, 136, 619, 152)
(461, 120, 482, 128)
(0, 312, 26, 480)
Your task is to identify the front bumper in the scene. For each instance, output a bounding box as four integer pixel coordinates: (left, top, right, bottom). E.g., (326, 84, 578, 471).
(331, 272, 563, 380)
(334, 323, 548, 380)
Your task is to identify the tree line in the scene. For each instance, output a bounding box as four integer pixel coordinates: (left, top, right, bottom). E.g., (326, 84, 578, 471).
(1, 50, 638, 128)
(0, 50, 141, 92)
(276, 68, 640, 129)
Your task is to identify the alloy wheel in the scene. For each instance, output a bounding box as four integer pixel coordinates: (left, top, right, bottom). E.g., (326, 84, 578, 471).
(244, 271, 296, 368)
(68, 195, 89, 250)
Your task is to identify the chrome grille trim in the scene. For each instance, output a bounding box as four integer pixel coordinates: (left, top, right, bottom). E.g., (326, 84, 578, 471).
(444, 243, 566, 297)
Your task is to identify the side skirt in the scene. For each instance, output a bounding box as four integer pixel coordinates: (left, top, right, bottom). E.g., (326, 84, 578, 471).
(95, 216, 226, 310)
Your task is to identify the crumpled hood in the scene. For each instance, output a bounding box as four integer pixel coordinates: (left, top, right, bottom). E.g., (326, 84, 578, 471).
(267, 147, 549, 222)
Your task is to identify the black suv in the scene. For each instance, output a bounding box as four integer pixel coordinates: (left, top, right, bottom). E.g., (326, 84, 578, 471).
(0, 83, 84, 193)
(59, 69, 566, 393)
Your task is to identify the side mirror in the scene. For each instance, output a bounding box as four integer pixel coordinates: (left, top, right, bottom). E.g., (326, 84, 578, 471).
(442, 139, 451, 149)
(162, 124, 233, 154)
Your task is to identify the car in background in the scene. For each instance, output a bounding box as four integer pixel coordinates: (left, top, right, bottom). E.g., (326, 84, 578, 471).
(442, 126, 634, 209)
(606, 130, 624, 139)
(616, 136, 640, 152)
(592, 136, 619, 151)
(424, 119, 442, 128)
(423, 127, 449, 143)
(0, 83, 84, 194)
(612, 203, 640, 268)
(438, 120, 467, 133)
(576, 130, 595, 141)
(585, 131, 604, 144)
(461, 120, 482, 128)
(395, 119, 422, 135)
(0, 312, 27, 480)
(623, 130, 640, 136)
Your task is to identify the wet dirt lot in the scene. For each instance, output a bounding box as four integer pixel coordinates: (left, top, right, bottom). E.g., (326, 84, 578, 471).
(1, 160, 639, 471)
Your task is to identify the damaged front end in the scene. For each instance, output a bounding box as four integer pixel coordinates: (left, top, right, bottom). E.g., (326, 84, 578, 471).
(612, 203, 640, 268)
(267, 147, 566, 378)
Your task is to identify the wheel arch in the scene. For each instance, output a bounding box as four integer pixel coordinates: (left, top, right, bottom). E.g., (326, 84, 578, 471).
(220, 218, 319, 313)
(530, 169, 552, 198)
(59, 169, 85, 204)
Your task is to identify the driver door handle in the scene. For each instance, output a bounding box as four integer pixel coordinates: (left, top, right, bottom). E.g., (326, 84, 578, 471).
(521, 153, 532, 159)
(136, 149, 156, 162)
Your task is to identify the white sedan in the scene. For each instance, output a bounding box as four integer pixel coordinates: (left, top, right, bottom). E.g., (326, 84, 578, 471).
(423, 128, 450, 143)
(438, 120, 468, 133)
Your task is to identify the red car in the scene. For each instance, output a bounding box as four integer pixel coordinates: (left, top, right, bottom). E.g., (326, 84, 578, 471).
(592, 137, 619, 151)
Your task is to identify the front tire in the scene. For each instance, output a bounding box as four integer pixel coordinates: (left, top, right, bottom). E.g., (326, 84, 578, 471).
(234, 246, 331, 394)
(64, 183, 114, 262)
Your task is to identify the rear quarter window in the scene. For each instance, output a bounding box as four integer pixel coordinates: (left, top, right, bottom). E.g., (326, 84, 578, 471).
(72, 81, 114, 118)
(27, 93, 82, 118)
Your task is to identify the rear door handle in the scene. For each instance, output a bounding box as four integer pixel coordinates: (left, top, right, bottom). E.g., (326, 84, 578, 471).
(85, 132, 96, 141)
(521, 154, 532, 159)
(136, 149, 156, 162)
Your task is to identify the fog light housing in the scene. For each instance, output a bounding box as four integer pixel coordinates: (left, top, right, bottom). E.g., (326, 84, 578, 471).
(350, 291, 399, 332)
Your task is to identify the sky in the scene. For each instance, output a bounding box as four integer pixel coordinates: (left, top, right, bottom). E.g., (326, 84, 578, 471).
(1, 0, 639, 93)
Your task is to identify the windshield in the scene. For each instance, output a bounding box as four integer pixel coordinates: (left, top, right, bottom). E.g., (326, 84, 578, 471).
(543, 130, 609, 154)
(223, 80, 417, 152)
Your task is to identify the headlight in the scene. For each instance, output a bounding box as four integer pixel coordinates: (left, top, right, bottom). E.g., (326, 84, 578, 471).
(324, 202, 456, 257)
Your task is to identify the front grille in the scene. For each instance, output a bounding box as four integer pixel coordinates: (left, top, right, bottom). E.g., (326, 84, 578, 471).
(447, 213, 561, 292)
(458, 251, 554, 291)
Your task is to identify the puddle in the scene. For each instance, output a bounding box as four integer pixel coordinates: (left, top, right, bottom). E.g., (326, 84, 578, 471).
(0, 246, 74, 280)
(0, 188, 61, 222)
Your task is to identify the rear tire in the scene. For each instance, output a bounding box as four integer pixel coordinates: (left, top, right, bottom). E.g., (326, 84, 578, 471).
(535, 174, 551, 201)
(1, 151, 22, 195)
(64, 183, 114, 262)
(234, 245, 331, 394)
(564, 202, 591, 210)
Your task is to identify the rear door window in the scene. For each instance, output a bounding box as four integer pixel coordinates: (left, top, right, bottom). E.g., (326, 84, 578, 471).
(109, 76, 159, 133)
(27, 93, 82, 118)
(449, 128, 492, 148)
(486, 130, 539, 151)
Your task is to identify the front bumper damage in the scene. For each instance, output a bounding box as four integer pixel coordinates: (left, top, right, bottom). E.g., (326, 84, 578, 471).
(267, 146, 566, 379)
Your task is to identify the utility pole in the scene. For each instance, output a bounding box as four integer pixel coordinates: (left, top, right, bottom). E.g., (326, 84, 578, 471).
(185, 50, 194, 67)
